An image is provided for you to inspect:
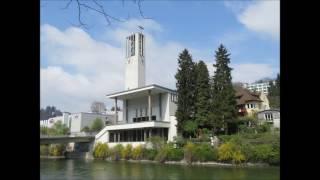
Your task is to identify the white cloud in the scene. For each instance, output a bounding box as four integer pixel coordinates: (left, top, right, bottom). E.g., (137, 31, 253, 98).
(226, 0, 280, 39)
(206, 62, 277, 84)
(41, 20, 183, 112)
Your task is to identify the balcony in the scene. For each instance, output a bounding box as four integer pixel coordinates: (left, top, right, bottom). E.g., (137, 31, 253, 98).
(133, 115, 156, 122)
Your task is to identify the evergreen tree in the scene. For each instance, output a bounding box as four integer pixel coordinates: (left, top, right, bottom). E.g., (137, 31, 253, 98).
(209, 44, 237, 135)
(175, 49, 196, 137)
(194, 60, 211, 129)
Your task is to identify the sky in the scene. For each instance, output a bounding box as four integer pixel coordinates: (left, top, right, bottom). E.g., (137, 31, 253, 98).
(40, 0, 280, 112)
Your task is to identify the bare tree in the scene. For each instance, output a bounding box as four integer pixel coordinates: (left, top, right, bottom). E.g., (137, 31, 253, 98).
(41, 0, 151, 29)
(90, 101, 106, 113)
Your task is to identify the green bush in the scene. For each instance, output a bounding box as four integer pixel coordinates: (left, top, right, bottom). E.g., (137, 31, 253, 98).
(93, 142, 110, 159)
(183, 142, 196, 164)
(155, 144, 170, 163)
(173, 135, 186, 148)
(250, 142, 280, 165)
(194, 143, 218, 162)
(148, 136, 166, 151)
(121, 144, 133, 160)
(167, 147, 184, 161)
(143, 149, 158, 160)
(111, 144, 124, 161)
(40, 145, 49, 156)
(132, 145, 144, 160)
(49, 144, 65, 156)
(257, 124, 271, 133)
(217, 142, 245, 164)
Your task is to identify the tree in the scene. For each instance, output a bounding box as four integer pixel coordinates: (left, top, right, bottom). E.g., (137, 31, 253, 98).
(194, 61, 211, 129)
(40, 106, 63, 120)
(91, 118, 104, 132)
(53, 121, 70, 135)
(183, 121, 198, 138)
(81, 126, 91, 133)
(210, 44, 237, 135)
(41, 0, 151, 29)
(90, 101, 106, 113)
(111, 106, 121, 111)
(175, 49, 197, 137)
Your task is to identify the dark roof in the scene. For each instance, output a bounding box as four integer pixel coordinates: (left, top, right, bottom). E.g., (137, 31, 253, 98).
(234, 86, 262, 105)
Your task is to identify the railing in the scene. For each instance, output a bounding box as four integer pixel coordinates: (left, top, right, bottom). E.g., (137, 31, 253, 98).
(40, 132, 97, 138)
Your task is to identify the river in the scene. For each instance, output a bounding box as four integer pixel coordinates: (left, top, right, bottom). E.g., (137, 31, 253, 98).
(40, 159, 279, 180)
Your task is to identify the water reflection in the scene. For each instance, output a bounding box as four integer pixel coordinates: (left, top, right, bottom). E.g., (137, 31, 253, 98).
(40, 159, 279, 180)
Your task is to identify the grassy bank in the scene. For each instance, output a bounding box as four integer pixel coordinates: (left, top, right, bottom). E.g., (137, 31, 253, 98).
(92, 132, 279, 166)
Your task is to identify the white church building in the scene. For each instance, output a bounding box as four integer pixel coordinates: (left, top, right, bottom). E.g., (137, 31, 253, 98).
(95, 32, 178, 147)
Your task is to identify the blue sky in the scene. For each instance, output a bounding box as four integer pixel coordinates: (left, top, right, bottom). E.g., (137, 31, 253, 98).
(40, 0, 280, 112)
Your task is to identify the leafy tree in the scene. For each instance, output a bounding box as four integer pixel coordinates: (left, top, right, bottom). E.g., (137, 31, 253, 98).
(194, 61, 211, 129)
(210, 44, 237, 135)
(40, 106, 63, 120)
(91, 118, 104, 132)
(52, 121, 69, 135)
(175, 49, 197, 137)
(81, 126, 91, 133)
(183, 120, 198, 138)
(110, 106, 121, 111)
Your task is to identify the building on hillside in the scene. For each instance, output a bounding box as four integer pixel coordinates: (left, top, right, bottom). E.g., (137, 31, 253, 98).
(234, 86, 270, 116)
(40, 111, 116, 134)
(68, 112, 115, 134)
(242, 81, 275, 95)
(40, 112, 70, 128)
(95, 32, 178, 147)
(257, 109, 280, 128)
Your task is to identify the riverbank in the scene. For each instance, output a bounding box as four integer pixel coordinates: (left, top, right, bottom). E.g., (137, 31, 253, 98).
(85, 158, 271, 167)
(40, 155, 65, 159)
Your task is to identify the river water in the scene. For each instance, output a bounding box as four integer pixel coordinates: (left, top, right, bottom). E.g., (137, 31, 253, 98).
(40, 159, 279, 180)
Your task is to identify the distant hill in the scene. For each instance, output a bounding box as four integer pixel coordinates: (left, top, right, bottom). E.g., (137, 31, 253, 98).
(40, 106, 63, 120)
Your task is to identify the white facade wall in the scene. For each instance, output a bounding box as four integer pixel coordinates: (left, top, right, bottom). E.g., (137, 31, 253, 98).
(69, 113, 113, 134)
(168, 116, 178, 141)
(243, 81, 274, 94)
(95, 92, 178, 145)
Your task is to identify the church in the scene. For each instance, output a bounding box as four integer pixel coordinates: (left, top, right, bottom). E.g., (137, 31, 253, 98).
(95, 32, 178, 147)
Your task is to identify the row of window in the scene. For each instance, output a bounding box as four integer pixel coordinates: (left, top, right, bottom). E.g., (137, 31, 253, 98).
(264, 113, 273, 121)
(246, 103, 256, 109)
(109, 128, 168, 142)
(133, 115, 156, 122)
(126, 35, 135, 57)
(139, 33, 144, 57)
(171, 93, 178, 103)
(126, 34, 144, 58)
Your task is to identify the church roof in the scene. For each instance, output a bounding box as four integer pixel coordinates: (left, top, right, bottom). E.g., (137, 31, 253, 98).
(106, 84, 176, 100)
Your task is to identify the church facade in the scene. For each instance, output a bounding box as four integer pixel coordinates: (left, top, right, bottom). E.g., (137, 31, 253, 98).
(95, 33, 178, 147)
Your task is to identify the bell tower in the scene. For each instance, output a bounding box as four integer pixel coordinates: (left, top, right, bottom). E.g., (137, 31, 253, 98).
(125, 33, 146, 90)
